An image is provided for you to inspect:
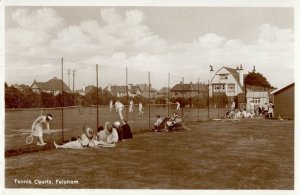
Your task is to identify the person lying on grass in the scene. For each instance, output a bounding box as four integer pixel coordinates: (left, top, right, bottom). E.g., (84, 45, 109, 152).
(90, 122, 119, 147)
(54, 126, 94, 149)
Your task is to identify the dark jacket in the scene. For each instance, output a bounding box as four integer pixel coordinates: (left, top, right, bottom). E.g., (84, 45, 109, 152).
(122, 124, 133, 139)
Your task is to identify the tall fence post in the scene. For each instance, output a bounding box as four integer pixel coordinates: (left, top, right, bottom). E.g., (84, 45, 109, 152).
(148, 72, 151, 128)
(218, 77, 220, 118)
(61, 57, 64, 143)
(72, 69, 75, 106)
(126, 67, 128, 120)
(181, 77, 184, 117)
(208, 79, 210, 119)
(96, 64, 99, 130)
(198, 78, 200, 121)
(168, 72, 170, 117)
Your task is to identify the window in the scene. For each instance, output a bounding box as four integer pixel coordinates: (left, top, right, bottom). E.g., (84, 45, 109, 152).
(228, 84, 235, 92)
(252, 98, 260, 104)
(213, 84, 225, 92)
(219, 74, 228, 80)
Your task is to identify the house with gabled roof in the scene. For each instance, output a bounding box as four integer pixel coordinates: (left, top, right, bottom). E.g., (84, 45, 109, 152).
(209, 65, 244, 98)
(156, 87, 170, 98)
(104, 84, 142, 98)
(209, 65, 274, 109)
(134, 83, 157, 99)
(75, 85, 97, 95)
(170, 82, 207, 99)
(30, 77, 71, 95)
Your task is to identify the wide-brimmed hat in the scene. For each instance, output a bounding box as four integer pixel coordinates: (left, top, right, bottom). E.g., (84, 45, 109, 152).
(46, 114, 53, 121)
(113, 121, 121, 128)
(83, 126, 94, 139)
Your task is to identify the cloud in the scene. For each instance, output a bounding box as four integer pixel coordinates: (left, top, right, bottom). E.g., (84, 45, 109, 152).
(125, 10, 144, 26)
(6, 8, 64, 57)
(5, 7, 294, 90)
(11, 7, 64, 31)
(101, 8, 122, 25)
(48, 8, 167, 60)
(193, 33, 225, 48)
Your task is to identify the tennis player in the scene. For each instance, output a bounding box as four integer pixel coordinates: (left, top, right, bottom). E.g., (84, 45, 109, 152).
(31, 114, 52, 146)
(138, 102, 143, 115)
(129, 100, 134, 112)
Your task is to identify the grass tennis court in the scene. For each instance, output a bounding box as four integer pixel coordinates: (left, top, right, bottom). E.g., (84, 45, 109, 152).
(5, 105, 224, 152)
(5, 117, 294, 189)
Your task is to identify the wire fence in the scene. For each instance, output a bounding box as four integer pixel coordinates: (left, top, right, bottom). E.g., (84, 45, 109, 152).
(5, 54, 267, 150)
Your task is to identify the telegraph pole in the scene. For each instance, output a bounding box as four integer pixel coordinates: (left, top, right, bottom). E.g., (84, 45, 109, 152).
(72, 69, 76, 93)
(168, 72, 170, 117)
(61, 57, 64, 143)
(126, 67, 128, 120)
(96, 64, 99, 130)
(148, 72, 151, 128)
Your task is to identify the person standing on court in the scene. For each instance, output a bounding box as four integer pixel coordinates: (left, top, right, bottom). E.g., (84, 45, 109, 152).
(138, 102, 144, 115)
(109, 100, 113, 112)
(176, 101, 181, 110)
(31, 114, 52, 146)
(115, 100, 124, 120)
(129, 99, 134, 112)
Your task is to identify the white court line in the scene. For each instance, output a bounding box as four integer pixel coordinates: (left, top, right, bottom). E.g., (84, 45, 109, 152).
(6, 128, 70, 137)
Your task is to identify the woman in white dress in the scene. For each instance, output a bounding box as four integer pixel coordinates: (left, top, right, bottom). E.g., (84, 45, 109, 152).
(54, 126, 94, 149)
(89, 122, 118, 147)
(31, 114, 52, 146)
(138, 102, 143, 115)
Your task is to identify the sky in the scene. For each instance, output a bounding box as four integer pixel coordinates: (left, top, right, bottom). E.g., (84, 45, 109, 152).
(4, 6, 294, 90)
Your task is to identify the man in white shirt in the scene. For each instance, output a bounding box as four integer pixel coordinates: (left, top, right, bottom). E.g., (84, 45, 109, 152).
(129, 100, 134, 112)
(115, 100, 124, 120)
(109, 100, 113, 112)
(139, 102, 143, 115)
(176, 102, 180, 110)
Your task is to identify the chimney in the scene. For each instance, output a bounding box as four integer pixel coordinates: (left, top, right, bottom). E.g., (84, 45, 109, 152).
(239, 64, 244, 87)
(209, 65, 214, 83)
(253, 65, 256, 73)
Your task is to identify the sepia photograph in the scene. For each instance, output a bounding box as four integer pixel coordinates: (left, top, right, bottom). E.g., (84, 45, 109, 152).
(1, 0, 298, 194)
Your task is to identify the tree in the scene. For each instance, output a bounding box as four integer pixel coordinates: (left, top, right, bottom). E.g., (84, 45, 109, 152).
(5, 85, 20, 108)
(244, 72, 272, 88)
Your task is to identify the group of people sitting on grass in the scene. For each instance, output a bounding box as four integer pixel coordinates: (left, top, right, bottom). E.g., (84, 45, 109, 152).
(224, 102, 275, 120)
(54, 119, 133, 149)
(152, 112, 184, 132)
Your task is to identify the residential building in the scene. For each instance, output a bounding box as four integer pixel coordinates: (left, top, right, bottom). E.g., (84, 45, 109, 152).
(170, 82, 207, 99)
(135, 84, 157, 99)
(245, 85, 272, 110)
(156, 87, 170, 98)
(30, 77, 71, 95)
(75, 85, 97, 95)
(104, 84, 141, 98)
(209, 65, 244, 99)
(209, 65, 273, 108)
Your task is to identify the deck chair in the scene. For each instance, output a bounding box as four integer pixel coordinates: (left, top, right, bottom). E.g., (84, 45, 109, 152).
(168, 113, 190, 131)
(153, 117, 170, 132)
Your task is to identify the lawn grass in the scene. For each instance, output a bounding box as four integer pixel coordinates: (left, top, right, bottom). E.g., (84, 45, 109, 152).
(5, 118, 294, 189)
(5, 106, 224, 152)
